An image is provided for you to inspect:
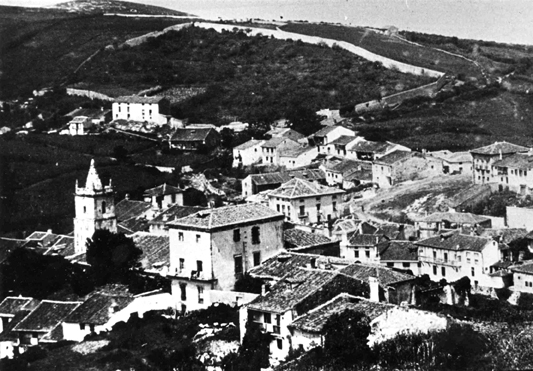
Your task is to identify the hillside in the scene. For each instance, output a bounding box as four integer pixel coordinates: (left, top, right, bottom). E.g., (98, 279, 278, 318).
(48, 0, 192, 16)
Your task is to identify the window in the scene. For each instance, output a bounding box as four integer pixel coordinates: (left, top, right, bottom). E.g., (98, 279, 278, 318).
(198, 286, 204, 304)
(253, 251, 261, 266)
(354, 250, 359, 258)
(433, 265, 437, 275)
(299, 205, 305, 216)
(80, 323, 85, 330)
(315, 197, 320, 201)
(102, 201, 106, 214)
(171, 194, 176, 203)
(89, 324, 95, 332)
(252, 226, 260, 244)
(402, 262, 410, 268)
(471, 267, 475, 277)
(365, 250, 370, 258)
(433, 251, 437, 259)
(83, 206, 86, 213)
(264, 313, 271, 324)
(197, 260, 203, 273)
(276, 204, 280, 212)
(277, 339, 283, 350)
(333, 202, 337, 211)
(180, 283, 187, 301)
(444, 253, 448, 262)
(441, 267, 446, 276)
(178, 232, 184, 241)
(233, 229, 241, 242)
(234, 255, 243, 276)
(196, 234, 201, 243)
(387, 262, 394, 267)
(179, 258, 185, 271)
(458, 255, 462, 262)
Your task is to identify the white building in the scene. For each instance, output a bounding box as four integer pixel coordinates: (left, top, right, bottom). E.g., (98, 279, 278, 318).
(267, 178, 345, 225)
(278, 146, 318, 169)
(112, 96, 170, 125)
(470, 141, 529, 185)
(310, 126, 357, 155)
(261, 137, 301, 165)
(68, 116, 93, 135)
(232, 139, 265, 168)
(166, 203, 285, 312)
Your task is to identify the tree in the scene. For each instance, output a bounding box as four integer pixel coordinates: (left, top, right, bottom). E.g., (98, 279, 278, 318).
(223, 319, 272, 371)
(323, 309, 374, 366)
(86, 230, 142, 285)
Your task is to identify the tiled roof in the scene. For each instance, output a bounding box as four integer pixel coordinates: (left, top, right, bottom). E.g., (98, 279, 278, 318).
(247, 268, 338, 313)
(149, 205, 206, 225)
(511, 261, 533, 275)
(416, 231, 492, 252)
(43, 235, 75, 257)
(329, 159, 366, 174)
(279, 146, 315, 158)
(119, 216, 150, 234)
(130, 232, 169, 269)
(115, 95, 166, 104)
(13, 300, 81, 333)
(0, 310, 32, 341)
(171, 128, 215, 142)
(340, 263, 414, 287)
(379, 241, 419, 261)
(167, 203, 284, 231)
(493, 153, 533, 170)
(314, 125, 353, 137)
(470, 141, 529, 155)
(26, 231, 49, 241)
(143, 183, 183, 197)
(330, 135, 358, 146)
(332, 219, 361, 234)
(434, 151, 472, 163)
(479, 228, 528, 245)
(350, 140, 389, 153)
(266, 128, 305, 140)
(65, 108, 110, 119)
(64, 293, 134, 325)
(343, 167, 373, 182)
(268, 178, 344, 198)
(348, 234, 384, 247)
(248, 169, 325, 186)
(262, 137, 296, 148)
(284, 229, 332, 248)
(0, 297, 35, 316)
(248, 252, 351, 280)
(415, 212, 490, 225)
(374, 150, 413, 165)
(115, 199, 151, 222)
(289, 294, 391, 334)
(234, 139, 265, 150)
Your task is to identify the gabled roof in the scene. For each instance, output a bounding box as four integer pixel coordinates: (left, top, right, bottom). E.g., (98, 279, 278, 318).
(119, 217, 150, 234)
(261, 137, 298, 148)
(65, 108, 110, 119)
(284, 229, 333, 248)
(64, 293, 134, 326)
(130, 232, 169, 269)
(171, 128, 216, 142)
(348, 234, 384, 247)
(344, 167, 372, 182)
(470, 141, 529, 155)
(313, 125, 354, 137)
(433, 151, 472, 163)
(143, 183, 183, 198)
(340, 263, 414, 288)
(115, 199, 152, 222)
(149, 205, 206, 225)
(0, 310, 32, 341)
(415, 212, 490, 225)
(416, 231, 492, 252)
(511, 261, 533, 275)
(247, 268, 338, 313)
(115, 95, 166, 104)
(374, 150, 414, 165)
(266, 128, 305, 140)
(279, 146, 315, 158)
(0, 297, 35, 316)
(328, 159, 366, 174)
(247, 169, 326, 186)
(167, 203, 284, 231)
(350, 140, 389, 153)
(332, 219, 361, 234)
(288, 294, 391, 334)
(379, 241, 419, 261)
(493, 153, 533, 170)
(329, 135, 358, 146)
(234, 139, 265, 151)
(268, 178, 344, 198)
(13, 300, 82, 333)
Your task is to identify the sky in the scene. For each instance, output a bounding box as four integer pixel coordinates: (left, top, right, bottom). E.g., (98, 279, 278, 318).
(1, 0, 532, 45)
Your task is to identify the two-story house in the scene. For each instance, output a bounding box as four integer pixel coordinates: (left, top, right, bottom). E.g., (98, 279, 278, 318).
(261, 137, 301, 165)
(416, 231, 501, 289)
(232, 139, 265, 168)
(309, 126, 357, 154)
(372, 151, 442, 188)
(492, 151, 533, 194)
(431, 151, 473, 175)
(241, 169, 326, 197)
(278, 146, 318, 169)
(143, 183, 184, 209)
(348, 140, 410, 161)
(325, 159, 371, 187)
(414, 212, 492, 238)
(321, 135, 361, 157)
(265, 128, 305, 142)
(166, 203, 285, 312)
(112, 96, 170, 125)
(170, 128, 220, 151)
(267, 178, 345, 225)
(470, 141, 529, 185)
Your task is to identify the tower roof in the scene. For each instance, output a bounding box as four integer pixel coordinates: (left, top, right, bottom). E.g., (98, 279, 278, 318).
(85, 159, 103, 190)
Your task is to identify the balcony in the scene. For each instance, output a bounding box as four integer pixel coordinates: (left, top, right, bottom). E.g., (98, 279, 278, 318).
(298, 212, 309, 219)
(173, 269, 216, 282)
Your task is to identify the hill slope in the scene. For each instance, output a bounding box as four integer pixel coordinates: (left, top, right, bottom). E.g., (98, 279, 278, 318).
(48, 0, 192, 16)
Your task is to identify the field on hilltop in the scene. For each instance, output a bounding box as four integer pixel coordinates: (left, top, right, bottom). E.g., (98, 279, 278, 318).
(75, 26, 433, 126)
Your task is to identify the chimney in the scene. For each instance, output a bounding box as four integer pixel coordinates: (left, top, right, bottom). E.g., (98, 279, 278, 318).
(125, 193, 130, 200)
(369, 276, 380, 302)
(47, 229, 52, 234)
(261, 284, 267, 296)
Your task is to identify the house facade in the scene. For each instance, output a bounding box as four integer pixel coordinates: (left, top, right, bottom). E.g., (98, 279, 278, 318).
(324, 159, 371, 187)
(267, 178, 345, 225)
(143, 183, 184, 209)
(241, 169, 325, 198)
(348, 140, 410, 161)
(170, 128, 220, 151)
(112, 96, 170, 125)
(493, 152, 533, 195)
(431, 151, 473, 175)
(416, 232, 501, 289)
(166, 204, 284, 312)
(310, 126, 357, 154)
(68, 116, 93, 135)
(470, 141, 529, 185)
(261, 137, 301, 165)
(278, 146, 318, 169)
(414, 212, 492, 239)
(232, 139, 265, 168)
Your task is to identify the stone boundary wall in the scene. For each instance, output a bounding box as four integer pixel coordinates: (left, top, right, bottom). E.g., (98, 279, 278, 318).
(66, 88, 115, 101)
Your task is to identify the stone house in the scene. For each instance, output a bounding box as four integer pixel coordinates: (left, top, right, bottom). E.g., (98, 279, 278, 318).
(348, 140, 410, 161)
(372, 151, 442, 188)
(232, 139, 265, 168)
(241, 169, 325, 198)
(416, 231, 502, 290)
(378, 240, 420, 275)
(492, 152, 533, 195)
(414, 212, 492, 239)
(321, 135, 361, 157)
(68, 116, 93, 135)
(431, 150, 473, 175)
(309, 126, 357, 154)
(470, 141, 529, 185)
(143, 183, 184, 209)
(511, 262, 533, 294)
(344, 233, 388, 263)
(278, 146, 318, 169)
(265, 128, 305, 142)
(112, 95, 170, 125)
(170, 128, 220, 151)
(148, 205, 205, 235)
(283, 228, 340, 256)
(166, 203, 285, 313)
(261, 137, 301, 165)
(325, 159, 371, 187)
(267, 178, 345, 225)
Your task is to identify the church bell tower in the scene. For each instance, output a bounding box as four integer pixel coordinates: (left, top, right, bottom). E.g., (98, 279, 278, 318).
(73, 159, 117, 254)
